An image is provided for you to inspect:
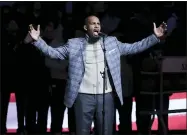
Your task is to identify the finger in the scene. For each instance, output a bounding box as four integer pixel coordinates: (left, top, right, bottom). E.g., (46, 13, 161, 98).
(37, 25, 40, 31)
(162, 22, 167, 27)
(29, 24, 34, 30)
(162, 21, 167, 25)
(164, 24, 167, 29)
(160, 23, 166, 29)
(153, 22, 156, 29)
(163, 22, 167, 25)
(163, 24, 167, 30)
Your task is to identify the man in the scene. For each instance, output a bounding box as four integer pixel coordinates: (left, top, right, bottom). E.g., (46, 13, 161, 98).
(43, 18, 67, 135)
(27, 15, 167, 135)
(117, 56, 133, 135)
(43, 17, 75, 135)
(126, 9, 156, 135)
(1, 6, 16, 135)
(13, 4, 29, 134)
(24, 25, 50, 134)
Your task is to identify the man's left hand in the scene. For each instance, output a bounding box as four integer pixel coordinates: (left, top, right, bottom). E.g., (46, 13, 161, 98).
(153, 22, 167, 38)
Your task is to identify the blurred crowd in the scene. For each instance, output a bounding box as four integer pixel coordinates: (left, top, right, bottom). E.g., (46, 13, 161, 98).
(1, 1, 186, 135)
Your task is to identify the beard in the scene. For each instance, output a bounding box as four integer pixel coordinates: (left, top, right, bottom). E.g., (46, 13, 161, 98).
(88, 36, 100, 43)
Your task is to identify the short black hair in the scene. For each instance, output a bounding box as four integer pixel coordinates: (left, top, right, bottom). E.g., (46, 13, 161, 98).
(84, 17, 89, 25)
(84, 15, 99, 25)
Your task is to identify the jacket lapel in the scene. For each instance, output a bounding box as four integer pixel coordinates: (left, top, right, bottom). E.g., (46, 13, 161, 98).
(100, 36, 110, 51)
(100, 37, 104, 50)
(79, 36, 109, 63)
(79, 38, 87, 65)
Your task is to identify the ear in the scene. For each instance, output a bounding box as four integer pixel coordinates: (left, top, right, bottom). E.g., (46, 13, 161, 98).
(83, 25, 87, 31)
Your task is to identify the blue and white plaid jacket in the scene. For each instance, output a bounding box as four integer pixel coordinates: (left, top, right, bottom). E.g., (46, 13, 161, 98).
(33, 34, 159, 108)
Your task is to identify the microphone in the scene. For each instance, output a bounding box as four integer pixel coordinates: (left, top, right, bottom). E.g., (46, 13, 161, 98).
(98, 32, 107, 37)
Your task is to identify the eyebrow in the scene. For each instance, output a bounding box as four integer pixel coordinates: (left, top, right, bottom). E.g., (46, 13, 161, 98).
(89, 21, 100, 24)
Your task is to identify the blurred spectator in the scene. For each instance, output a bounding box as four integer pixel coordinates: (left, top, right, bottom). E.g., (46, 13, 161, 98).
(124, 6, 157, 135)
(27, 2, 46, 31)
(116, 56, 134, 135)
(43, 16, 67, 135)
(65, 1, 73, 14)
(10, 4, 31, 134)
(91, 2, 121, 35)
(1, 4, 29, 134)
(43, 13, 76, 135)
(63, 13, 75, 42)
(20, 3, 51, 134)
(1, 5, 16, 135)
(74, 30, 85, 38)
(166, 12, 178, 36)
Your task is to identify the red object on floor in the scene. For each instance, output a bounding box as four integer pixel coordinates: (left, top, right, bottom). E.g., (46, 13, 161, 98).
(9, 92, 187, 102)
(7, 114, 186, 133)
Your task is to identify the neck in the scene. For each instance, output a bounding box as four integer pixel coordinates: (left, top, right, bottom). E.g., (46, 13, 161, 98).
(89, 38, 100, 44)
(86, 34, 100, 43)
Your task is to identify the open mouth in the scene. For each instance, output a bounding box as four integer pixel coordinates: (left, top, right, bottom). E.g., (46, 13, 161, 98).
(93, 30, 99, 35)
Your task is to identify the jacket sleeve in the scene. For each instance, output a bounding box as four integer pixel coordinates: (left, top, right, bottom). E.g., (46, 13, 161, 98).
(117, 34, 160, 56)
(32, 37, 69, 60)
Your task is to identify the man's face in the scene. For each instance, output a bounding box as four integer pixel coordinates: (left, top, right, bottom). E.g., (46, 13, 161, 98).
(85, 16, 101, 37)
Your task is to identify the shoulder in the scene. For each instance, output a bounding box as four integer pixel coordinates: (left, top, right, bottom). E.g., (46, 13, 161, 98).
(106, 36, 117, 40)
(66, 38, 84, 50)
(68, 37, 84, 43)
(105, 36, 118, 44)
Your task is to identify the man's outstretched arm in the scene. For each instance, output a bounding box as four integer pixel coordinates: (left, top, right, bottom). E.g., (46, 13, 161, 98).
(33, 37, 69, 60)
(117, 22, 167, 55)
(26, 24, 69, 60)
(117, 34, 160, 55)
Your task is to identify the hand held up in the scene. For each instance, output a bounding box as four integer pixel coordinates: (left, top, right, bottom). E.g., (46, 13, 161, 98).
(28, 24, 40, 41)
(153, 22, 167, 39)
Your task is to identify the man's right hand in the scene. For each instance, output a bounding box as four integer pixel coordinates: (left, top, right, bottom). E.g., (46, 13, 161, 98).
(29, 24, 40, 41)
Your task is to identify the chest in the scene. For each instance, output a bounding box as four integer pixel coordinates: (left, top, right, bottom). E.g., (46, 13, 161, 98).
(69, 37, 120, 64)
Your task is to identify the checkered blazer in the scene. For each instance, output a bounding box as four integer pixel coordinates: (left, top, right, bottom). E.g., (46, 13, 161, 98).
(33, 34, 159, 108)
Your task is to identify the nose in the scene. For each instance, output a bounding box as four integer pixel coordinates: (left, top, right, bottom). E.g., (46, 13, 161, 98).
(95, 24, 99, 28)
(95, 23, 99, 27)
